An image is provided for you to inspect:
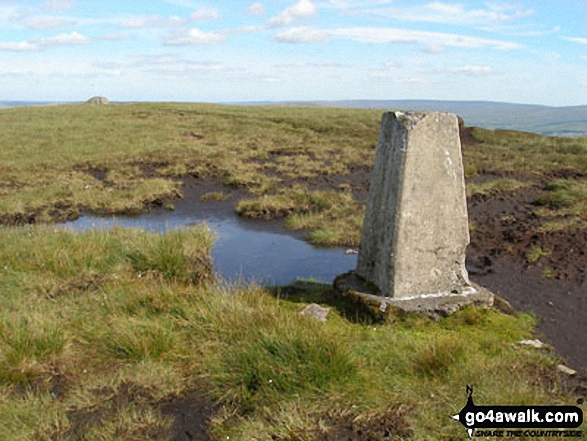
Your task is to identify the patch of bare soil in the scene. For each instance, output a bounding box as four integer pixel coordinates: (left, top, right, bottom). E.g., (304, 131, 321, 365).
(60, 384, 215, 441)
(160, 391, 217, 441)
(466, 186, 587, 369)
(316, 407, 413, 441)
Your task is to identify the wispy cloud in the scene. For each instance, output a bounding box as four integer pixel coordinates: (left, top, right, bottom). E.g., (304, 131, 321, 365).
(273, 26, 330, 43)
(269, 0, 317, 27)
(163, 0, 199, 8)
(562, 36, 587, 45)
(190, 8, 221, 21)
(447, 65, 493, 75)
(0, 31, 91, 51)
(318, 0, 394, 9)
(42, 0, 76, 12)
(43, 30, 90, 46)
(351, 2, 534, 27)
(20, 15, 78, 30)
(273, 60, 349, 68)
(328, 27, 521, 50)
(491, 25, 560, 37)
(247, 2, 266, 16)
(119, 15, 186, 29)
(164, 28, 227, 45)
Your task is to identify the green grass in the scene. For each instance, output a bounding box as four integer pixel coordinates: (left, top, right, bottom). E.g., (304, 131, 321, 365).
(466, 178, 531, 197)
(464, 128, 587, 175)
(0, 227, 582, 440)
(0, 103, 379, 230)
(1, 103, 585, 439)
(1, 103, 587, 246)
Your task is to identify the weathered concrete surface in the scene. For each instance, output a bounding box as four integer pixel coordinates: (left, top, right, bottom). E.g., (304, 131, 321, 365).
(334, 272, 493, 318)
(352, 111, 493, 313)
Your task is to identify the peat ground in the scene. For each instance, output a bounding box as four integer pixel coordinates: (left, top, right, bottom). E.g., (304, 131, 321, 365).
(171, 169, 587, 370)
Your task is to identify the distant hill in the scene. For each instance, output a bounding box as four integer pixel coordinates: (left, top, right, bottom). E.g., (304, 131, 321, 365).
(4, 99, 587, 137)
(0, 101, 55, 108)
(245, 100, 587, 137)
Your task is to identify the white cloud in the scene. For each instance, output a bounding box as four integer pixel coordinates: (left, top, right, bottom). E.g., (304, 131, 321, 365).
(353, 2, 534, 27)
(222, 25, 264, 35)
(42, 31, 91, 47)
(0, 68, 34, 77)
(0, 40, 38, 51)
(165, 28, 227, 45)
(269, 0, 317, 27)
(100, 33, 130, 41)
(319, 0, 394, 8)
(92, 54, 228, 79)
(247, 2, 266, 16)
(562, 36, 587, 45)
(494, 25, 560, 37)
(425, 44, 444, 53)
(447, 65, 493, 75)
(20, 15, 78, 30)
(190, 8, 220, 21)
(164, 0, 199, 8)
(0, 31, 91, 51)
(42, 0, 76, 11)
(119, 15, 186, 29)
(329, 27, 521, 50)
(274, 60, 349, 68)
(273, 26, 330, 43)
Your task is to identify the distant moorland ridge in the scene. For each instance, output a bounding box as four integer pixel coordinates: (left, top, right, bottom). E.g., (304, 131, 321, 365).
(244, 99, 587, 137)
(2, 99, 586, 137)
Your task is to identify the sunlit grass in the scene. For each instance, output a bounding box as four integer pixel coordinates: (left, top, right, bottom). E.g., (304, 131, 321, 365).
(0, 226, 582, 439)
(1, 103, 586, 245)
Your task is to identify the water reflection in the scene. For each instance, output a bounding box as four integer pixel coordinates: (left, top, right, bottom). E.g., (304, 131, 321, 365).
(62, 207, 357, 286)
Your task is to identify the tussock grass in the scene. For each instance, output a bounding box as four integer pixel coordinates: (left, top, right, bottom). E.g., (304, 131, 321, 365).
(464, 128, 587, 175)
(237, 186, 364, 246)
(466, 178, 531, 197)
(2, 103, 587, 243)
(0, 226, 582, 439)
(0, 103, 378, 230)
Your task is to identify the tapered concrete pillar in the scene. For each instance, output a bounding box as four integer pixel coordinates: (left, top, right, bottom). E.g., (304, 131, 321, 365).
(336, 112, 492, 315)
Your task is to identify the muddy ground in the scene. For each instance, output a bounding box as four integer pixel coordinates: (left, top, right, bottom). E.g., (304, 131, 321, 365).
(6, 131, 586, 440)
(178, 171, 587, 370)
(172, 173, 587, 440)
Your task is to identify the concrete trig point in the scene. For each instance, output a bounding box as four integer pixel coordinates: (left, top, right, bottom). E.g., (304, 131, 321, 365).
(336, 111, 493, 315)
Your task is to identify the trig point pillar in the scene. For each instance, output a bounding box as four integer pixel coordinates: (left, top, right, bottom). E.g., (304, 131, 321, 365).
(336, 112, 493, 315)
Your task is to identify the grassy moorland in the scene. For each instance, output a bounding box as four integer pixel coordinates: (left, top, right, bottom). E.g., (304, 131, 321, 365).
(0, 103, 585, 439)
(0, 226, 582, 440)
(1, 103, 586, 245)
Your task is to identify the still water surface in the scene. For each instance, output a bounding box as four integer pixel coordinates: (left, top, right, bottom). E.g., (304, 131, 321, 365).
(62, 204, 357, 286)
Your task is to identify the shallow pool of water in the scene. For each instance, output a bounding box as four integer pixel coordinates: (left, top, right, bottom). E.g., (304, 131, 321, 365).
(62, 203, 357, 286)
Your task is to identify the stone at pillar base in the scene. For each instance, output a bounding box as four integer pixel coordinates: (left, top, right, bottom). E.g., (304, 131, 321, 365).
(333, 271, 494, 319)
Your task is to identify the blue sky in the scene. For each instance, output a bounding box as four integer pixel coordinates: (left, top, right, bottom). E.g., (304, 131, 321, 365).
(0, 0, 585, 105)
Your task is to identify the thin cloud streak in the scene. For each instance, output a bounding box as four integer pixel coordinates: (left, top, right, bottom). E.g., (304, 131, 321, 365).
(273, 26, 330, 43)
(350, 2, 534, 27)
(0, 31, 91, 51)
(328, 27, 521, 50)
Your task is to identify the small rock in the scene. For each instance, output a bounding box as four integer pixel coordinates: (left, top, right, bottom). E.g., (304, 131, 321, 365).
(299, 303, 329, 322)
(547, 301, 554, 307)
(518, 339, 546, 349)
(556, 364, 577, 376)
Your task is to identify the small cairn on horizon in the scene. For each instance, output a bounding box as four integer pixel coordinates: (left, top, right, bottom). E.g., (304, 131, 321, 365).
(85, 96, 110, 105)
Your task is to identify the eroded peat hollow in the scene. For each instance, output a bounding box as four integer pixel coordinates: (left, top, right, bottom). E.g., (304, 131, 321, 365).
(0, 103, 585, 440)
